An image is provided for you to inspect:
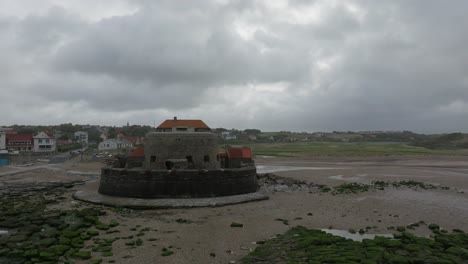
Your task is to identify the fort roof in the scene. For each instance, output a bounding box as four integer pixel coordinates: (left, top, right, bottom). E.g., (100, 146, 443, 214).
(226, 146, 252, 159)
(157, 118, 210, 129)
(128, 146, 144, 158)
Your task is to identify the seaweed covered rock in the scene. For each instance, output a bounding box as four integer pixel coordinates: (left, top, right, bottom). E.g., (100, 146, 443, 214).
(241, 226, 468, 263)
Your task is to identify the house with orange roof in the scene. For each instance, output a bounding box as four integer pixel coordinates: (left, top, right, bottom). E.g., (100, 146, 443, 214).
(156, 117, 211, 132)
(6, 133, 34, 152)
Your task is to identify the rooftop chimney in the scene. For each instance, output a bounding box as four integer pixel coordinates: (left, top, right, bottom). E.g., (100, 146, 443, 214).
(173, 116, 177, 121)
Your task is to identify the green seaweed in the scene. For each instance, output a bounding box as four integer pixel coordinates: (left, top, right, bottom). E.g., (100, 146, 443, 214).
(0, 185, 118, 263)
(241, 226, 468, 263)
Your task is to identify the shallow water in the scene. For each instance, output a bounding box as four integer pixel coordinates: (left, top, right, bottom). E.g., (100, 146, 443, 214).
(321, 229, 392, 242)
(256, 165, 342, 174)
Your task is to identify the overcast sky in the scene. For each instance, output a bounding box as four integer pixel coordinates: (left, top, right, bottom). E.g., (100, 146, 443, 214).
(1, 0, 467, 133)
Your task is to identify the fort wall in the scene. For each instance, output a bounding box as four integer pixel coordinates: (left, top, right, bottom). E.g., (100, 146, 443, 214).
(98, 166, 258, 198)
(144, 132, 219, 170)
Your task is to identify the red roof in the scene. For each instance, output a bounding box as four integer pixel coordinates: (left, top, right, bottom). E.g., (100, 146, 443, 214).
(7, 134, 33, 141)
(128, 146, 144, 158)
(57, 139, 72, 145)
(45, 131, 55, 138)
(120, 136, 139, 145)
(226, 146, 252, 159)
(157, 119, 210, 129)
(6, 134, 34, 146)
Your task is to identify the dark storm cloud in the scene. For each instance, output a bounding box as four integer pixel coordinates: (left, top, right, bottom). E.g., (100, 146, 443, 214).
(51, 8, 307, 84)
(0, 0, 467, 132)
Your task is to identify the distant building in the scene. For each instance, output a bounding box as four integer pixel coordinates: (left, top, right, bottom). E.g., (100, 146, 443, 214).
(74, 131, 89, 145)
(57, 139, 72, 146)
(33, 131, 56, 153)
(221, 131, 237, 140)
(117, 134, 142, 145)
(54, 131, 63, 140)
(98, 139, 132, 151)
(100, 133, 108, 141)
(6, 134, 34, 152)
(0, 129, 6, 150)
(0, 128, 15, 150)
(156, 117, 211, 132)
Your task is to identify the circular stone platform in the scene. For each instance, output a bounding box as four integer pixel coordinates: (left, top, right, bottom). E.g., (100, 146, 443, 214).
(73, 189, 268, 209)
(98, 167, 259, 198)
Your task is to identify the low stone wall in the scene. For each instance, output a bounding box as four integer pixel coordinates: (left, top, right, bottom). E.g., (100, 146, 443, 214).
(98, 166, 258, 198)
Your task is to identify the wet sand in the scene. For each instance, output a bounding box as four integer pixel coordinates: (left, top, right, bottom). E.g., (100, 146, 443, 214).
(1, 156, 468, 263)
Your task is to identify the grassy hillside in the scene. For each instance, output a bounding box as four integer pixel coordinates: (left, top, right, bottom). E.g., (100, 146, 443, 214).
(411, 133, 468, 150)
(240, 142, 466, 157)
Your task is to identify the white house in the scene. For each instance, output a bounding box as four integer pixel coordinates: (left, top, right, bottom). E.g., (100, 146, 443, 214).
(33, 131, 56, 153)
(100, 133, 108, 141)
(221, 131, 237, 140)
(98, 139, 132, 151)
(0, 129, 6, 150)
(0, 127, 14, 150)
(74, 131, 89, 145)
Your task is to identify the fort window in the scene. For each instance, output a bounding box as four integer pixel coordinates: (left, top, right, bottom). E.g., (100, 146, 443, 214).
(150, 156, 156, 162)
(204, 155, 210, 162)
(165, 161, 174, 170)
(186, 156, 193, 163)
(176, 127, 187, 131)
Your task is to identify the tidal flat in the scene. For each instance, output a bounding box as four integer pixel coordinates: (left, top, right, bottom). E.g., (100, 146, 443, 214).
(0, 155, 467, 263)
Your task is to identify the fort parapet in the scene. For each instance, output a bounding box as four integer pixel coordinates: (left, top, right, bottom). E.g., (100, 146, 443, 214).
(98, 166, 257, 198)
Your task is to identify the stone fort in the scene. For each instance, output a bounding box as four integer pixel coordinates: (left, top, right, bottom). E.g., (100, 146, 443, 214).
(98, 117, 258, 198)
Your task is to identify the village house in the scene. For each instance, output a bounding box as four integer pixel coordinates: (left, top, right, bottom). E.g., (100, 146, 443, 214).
(0, 128, 16, 150)
(0, 129, 6, 150)
(56, 139, 73, 146)
(98, 139, 132, 151)
(117, 134, 143, 145)
(156, 117, 211, 132)
(221, 131, 237, 140)
(100, 133, 108, 141)
(33, 131, 56, 153)
(6, 134, 34, 152)
(74, 131, 89, 145)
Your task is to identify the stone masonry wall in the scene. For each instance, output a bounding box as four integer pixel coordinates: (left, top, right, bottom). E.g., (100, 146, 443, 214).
(144, 132, 220, 170)
(98, 167, 258, 198)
